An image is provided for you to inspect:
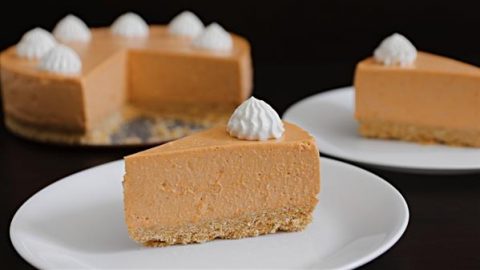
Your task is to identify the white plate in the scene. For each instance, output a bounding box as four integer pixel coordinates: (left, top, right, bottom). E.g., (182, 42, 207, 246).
(10, 158, 408, 269)
(283, 87, 480, 174)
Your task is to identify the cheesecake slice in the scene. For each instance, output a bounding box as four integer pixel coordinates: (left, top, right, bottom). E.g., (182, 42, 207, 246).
(123, 98, 320, 246)
(355, 33, 480, 147)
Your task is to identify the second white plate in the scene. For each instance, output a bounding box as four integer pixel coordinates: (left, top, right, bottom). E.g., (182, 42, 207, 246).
(10, 158, 408, 269)
(283, 87, 480, 173)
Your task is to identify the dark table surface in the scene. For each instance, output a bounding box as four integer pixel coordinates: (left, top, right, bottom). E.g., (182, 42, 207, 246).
(1, 64, 480, 269)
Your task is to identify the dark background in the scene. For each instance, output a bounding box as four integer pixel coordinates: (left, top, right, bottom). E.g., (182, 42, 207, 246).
(2, 0, 480, 113)
(1, 0, 480, 269)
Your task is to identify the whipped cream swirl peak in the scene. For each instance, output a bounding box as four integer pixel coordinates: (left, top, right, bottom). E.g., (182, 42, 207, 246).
(38, 44, 82, 75)
(192, 23, 233, 52)
(111, 12, 149, 38)
(16, 28, 57, 60)
(374, 33, 417, 66)
(168, 11, 204, 38)
(53, 14, 92, 42)
(227, 97, 285, 141)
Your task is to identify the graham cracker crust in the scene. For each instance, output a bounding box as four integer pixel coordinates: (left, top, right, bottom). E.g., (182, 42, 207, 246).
(4, 104, 231, 146)
(128, 206, 314, 247)
(358, 119, 480, 147)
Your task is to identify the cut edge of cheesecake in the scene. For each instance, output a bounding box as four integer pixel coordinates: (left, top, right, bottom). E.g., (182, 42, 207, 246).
(354, 51, 480, 147)
(0, 25, 252, 145)
(123, 121, 320, 246)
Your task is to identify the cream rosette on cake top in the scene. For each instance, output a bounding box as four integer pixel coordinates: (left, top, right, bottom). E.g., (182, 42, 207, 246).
(227, 97, 285, 141)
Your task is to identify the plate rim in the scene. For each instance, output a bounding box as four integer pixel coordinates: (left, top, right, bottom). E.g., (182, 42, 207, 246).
(283, 86, 480, 173)
(320, 158, 409, 269)
(10, 158, 409, 269)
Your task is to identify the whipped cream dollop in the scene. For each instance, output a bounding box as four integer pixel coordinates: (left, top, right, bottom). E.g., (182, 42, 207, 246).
(111, 12, 149, 38)
(227, 97, 285, 141)
(53, 15, 91, 42)
(16, 28, 57, 60)
(374, 33, 417, 66)
(192, 23, 233, 52)
(38, 44, 82, 75)
(168, 11, 204, 38)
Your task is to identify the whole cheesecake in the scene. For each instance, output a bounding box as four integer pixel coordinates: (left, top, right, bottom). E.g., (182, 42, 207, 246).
(124, 97, 321, 246)
(0, 12, 252, 144)
(355, 33, 480, 147)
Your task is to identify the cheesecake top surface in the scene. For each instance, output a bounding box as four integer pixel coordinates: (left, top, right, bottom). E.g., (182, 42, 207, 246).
(126, 122, 315, 158)
(0, 26, 250, 79)
(358, 51, 480, 75)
